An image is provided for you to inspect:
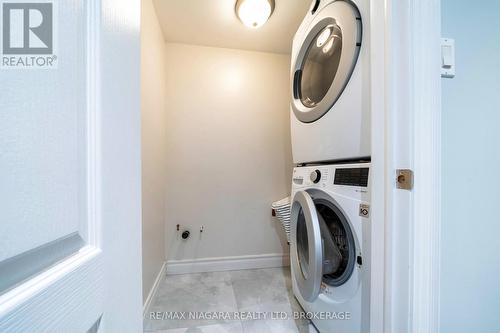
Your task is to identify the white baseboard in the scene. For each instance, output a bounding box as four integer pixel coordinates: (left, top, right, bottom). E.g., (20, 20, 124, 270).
(143, 261, 166, 314)
(166, 253, 290, 275)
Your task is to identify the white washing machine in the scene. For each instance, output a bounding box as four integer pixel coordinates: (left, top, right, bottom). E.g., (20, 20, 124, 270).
(290, 163, 370, 333)
(290, 0, 370, 164)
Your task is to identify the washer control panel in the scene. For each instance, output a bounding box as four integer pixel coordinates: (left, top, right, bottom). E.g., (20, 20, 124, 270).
(293, 167, 329, 188)
(292, 163, 370, 195)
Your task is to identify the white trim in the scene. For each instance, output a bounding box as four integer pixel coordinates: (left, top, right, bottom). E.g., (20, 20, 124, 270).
(382, 0, 442, 332)
(409, 0, 441, 332)
(85, 0, 102, 248)
(142, 262, 166, 314)
(97, 0, 143, 330)
(166, 254, 290, 275)
(0, 247, 100, 314)
(368, 0, 389, 332)
(383, 0, 413, 331)
(0, 247, 103, 332)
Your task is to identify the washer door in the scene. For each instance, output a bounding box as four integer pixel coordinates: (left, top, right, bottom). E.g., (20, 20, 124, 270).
(290, 191, 323, 302)
(291, 0, 362, 123)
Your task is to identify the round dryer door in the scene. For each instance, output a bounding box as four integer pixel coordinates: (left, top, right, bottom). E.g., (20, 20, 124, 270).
(291, 0, 362, 123)
(290, 191, 323, 302)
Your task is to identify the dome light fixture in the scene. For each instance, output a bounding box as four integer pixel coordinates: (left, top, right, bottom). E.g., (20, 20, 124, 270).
(235, 0, 275, 29)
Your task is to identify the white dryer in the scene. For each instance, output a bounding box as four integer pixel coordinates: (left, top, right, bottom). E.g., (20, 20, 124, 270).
(290, 163, 370, 333)
(290, 0, 370, 164)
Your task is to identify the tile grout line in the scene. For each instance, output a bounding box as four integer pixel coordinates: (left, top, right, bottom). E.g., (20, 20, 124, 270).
(228, 273, 246, 333)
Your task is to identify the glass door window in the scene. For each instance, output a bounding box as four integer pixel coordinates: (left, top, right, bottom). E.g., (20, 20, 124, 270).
(291, 191, 323, 302)
(300, 24, 343, 108)
(296, 209, 310, 279)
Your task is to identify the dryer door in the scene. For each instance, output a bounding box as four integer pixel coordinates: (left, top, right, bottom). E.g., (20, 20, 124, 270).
(290, 191, 323, 302)
(291, 0, 362, 123)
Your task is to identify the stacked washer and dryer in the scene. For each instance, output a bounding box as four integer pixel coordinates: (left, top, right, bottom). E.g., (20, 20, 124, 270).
(289, 0, 371, 332)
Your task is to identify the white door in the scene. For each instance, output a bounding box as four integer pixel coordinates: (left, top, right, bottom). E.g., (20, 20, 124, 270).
(0, 0, 142, 332)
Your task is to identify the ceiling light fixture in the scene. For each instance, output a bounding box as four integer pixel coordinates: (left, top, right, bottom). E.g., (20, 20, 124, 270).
(235, 0, 275, 29)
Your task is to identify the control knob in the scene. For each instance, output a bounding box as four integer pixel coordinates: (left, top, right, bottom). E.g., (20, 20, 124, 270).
(310, 170, 321, 183)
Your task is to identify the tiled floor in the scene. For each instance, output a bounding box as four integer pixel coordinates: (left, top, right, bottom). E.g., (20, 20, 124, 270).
(143, 267, 318, 333)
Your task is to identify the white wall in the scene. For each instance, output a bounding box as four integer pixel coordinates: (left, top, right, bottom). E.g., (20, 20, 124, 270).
(441, 1, 500, 332)
(164, 43, 292, 264)
(141, 0, 168, 302)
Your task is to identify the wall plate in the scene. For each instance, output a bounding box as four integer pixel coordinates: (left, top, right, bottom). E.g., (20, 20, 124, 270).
(441, 38, 455, 78)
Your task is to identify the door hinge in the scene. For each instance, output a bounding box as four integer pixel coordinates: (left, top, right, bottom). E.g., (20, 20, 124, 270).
(396, 169, 414, 190)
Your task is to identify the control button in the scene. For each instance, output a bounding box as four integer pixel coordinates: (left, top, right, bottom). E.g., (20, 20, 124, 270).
(310, 170, 321, 183)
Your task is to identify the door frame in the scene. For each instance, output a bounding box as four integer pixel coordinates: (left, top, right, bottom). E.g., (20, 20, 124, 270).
(90, 0, 143, 331)
(369, 0, 441, 332)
